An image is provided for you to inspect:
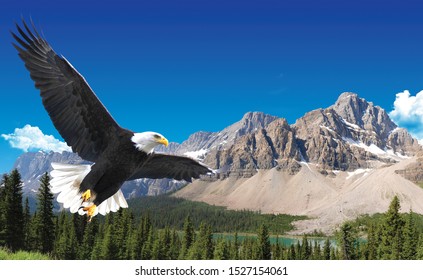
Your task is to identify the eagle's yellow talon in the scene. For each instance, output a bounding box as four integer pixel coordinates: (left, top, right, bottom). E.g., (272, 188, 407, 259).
(82, 204, 97, 222)
(81, 189, 91, 202)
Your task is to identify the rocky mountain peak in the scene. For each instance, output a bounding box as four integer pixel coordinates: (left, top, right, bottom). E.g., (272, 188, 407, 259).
(332, 92, 365, 124)
(174, 111, 279, 155)
(227, 111, 279, 140)
(331, 92, 397, 139)
(204, 116, 301, 176)
(387, 128, 421, 156)
(175, 131, 214, 153)
(292, 92, 421, 171)
(240, 111, 278, 127)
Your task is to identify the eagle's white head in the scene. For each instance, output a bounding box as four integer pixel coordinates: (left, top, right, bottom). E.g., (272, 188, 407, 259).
(131, 132, 169, 154)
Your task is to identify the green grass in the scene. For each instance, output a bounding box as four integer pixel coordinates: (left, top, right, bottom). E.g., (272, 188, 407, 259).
(0, 247, 50, 260)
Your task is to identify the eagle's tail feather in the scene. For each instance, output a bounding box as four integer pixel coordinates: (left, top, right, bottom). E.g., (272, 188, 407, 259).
(50, 162, 128, 218)
(50, 163, 92, 214)
(96, 189, 128, 215)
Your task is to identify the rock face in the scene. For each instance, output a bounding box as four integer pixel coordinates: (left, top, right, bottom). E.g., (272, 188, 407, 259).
(387, 128, 422, 156)
(204, 118, 301, 176)
(159, 111, 279, 155)
(293, 93, 420, 171)
(331, 92, 396, 141)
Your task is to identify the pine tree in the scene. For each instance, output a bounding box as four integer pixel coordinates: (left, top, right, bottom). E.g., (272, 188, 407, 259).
(54, 211, 66, 241)
(125, 224, 138, 260)
(101, 214, 119, 259)
(187, 222, 213, 260)
(214, 238, 229, 260)
(240, 237, 254, 260)
(152, 227, 171, 260)
(161, 226, 172, 259)
(54, 213, 78, 259)
(168, 229, 180, 260)
(65, 214, 79, 259)
(288, 244, 296, 260)
(312, 240, 322, 260)
(251, 238, 260, 259)
(4, 169, 24, 251)
(391, 229, 402, 260)
(114, 209, 133, 259)
(338, 222, 357, 260)
(141, 226, 154, 260)
(295, 240, 301, 259)
(256, 224, 271, 260)
(356, 241, 364, 260)
(273, 236, 282, 260)
(230, 232, 239, 259)
(35, 173, 55, 253)
(134, 215, 152, 259)
(151, 232, 162, 259)
(365, 223, 378, 259)
(179, 215, 195, 259)
(90, 227, 104, 260)
(416, 235, 423, 259)
(379, 196, 404, 259)
(330, 247, 337, 260)
(72, 213, 87, 245)
(323, 238, 331, 260)
(78, 218, 99, 259)
(299, 235, 311, 260)
(26, 212, 40, 251)
(402, 211, 418, 260)
(22, 197, 31, 249)
(202, 223, 213, 259)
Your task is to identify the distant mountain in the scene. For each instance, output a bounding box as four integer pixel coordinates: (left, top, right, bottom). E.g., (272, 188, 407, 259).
(156, 111, 279, 158)
(14, 151, 86, 196)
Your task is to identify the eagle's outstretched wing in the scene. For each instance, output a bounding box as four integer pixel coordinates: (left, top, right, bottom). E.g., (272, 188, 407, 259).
(12, 19, 125, 162)
(129, 153, 213, 182)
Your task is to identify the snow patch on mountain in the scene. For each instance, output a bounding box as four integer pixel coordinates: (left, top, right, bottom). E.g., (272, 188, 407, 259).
(342, 137, 410, 160)
(184, 149, 209, 161)
(346, 168, 372, 179)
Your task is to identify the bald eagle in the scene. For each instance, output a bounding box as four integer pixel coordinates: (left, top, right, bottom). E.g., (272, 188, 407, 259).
(12, 20, 212, 221)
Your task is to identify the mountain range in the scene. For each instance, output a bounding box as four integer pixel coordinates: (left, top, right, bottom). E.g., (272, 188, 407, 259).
(12, 92, 423, 234)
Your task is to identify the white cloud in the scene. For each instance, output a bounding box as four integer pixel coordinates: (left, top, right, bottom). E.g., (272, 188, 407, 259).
(1, 124, 71, 153)
(389, 90, 423, 141)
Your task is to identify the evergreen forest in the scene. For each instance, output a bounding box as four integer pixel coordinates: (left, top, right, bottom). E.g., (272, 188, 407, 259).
(1, 169, 423, 260)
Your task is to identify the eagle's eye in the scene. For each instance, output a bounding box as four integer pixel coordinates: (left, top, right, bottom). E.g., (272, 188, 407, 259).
(153, 134, 161, 139)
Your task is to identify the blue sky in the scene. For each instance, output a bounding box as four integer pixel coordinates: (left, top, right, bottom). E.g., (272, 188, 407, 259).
(2, 0, 423, 174)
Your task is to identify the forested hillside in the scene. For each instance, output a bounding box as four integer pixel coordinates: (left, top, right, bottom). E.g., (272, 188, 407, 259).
(127, 195, 306, 234)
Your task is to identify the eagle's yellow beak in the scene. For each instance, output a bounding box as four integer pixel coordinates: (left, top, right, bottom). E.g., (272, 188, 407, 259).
(158, 137, 169, 147)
